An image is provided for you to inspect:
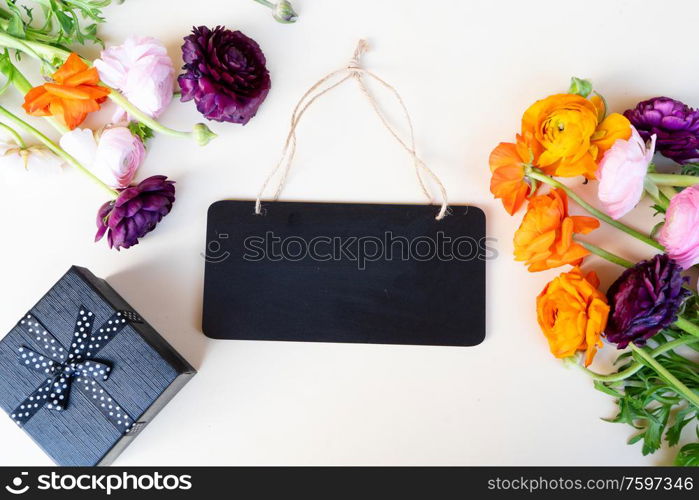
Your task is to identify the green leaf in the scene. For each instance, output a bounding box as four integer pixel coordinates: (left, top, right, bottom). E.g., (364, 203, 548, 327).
(628, 433, 644, 445)
(650, 221, 665, 239)
(594, 380, 623, 398)
(1, 0, 115, 47)
(666, 408, 695, 447)
(54, 10, 75, 34)
(598, 343, 699, 461)
(650, 205, 667, 217)
(674, 439, 699, 466)
(128, 121, 155, 145)
(681, 163, 699, 177)
(643, 407, 669, 455)
(569, 77, 592, 98)
(7, 10, 26, 38)
(21, 5, 34, 22)
(644, 176, 660, 203)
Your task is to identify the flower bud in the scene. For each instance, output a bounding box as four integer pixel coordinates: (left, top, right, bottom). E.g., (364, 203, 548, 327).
(274, 1, 298, 23)
(192, 123, 218, 146)
(568, 76, 592, 98)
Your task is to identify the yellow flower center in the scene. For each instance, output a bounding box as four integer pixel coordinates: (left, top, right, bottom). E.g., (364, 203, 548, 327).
(540, 108, 596, 160)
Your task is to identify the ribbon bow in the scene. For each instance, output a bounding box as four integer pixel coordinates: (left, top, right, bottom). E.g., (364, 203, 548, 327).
(11, 306, 135, 433)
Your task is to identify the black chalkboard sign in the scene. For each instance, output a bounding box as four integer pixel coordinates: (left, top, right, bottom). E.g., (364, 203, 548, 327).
(202, 201, 486, 346)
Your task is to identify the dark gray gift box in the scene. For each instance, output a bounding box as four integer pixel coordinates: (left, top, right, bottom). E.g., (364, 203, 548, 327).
(0, 266, 195, 466)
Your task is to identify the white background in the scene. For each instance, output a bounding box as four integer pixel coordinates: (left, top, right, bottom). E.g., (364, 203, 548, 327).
(0, 0, 695, 465)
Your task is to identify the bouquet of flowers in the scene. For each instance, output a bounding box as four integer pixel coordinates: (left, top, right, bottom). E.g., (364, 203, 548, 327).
(490, 77, 699, 465)
(0, 1, 271, 249)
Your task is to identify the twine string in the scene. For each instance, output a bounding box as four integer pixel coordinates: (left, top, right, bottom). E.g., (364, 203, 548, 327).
(254, 39, 448, 220)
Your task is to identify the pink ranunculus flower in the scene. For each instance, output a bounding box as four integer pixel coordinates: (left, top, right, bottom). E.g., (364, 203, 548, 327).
(95, 36, 175, 121)
(596, 126, 656, 220)
(658, 185, 699, 269)
(60, 127, 146, 188)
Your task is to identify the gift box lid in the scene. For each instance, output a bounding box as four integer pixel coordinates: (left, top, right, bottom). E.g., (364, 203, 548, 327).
(0, 266, 196, 466)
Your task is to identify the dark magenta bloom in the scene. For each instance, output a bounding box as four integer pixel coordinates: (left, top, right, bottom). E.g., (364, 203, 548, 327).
(624, 97, 699, 164)
(96, 176, 176, 250)
(605, 254, 690, 348)
(178, 26, 270, 124)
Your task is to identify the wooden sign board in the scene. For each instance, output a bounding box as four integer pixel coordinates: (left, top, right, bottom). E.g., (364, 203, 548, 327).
(202, 200, 486, 346)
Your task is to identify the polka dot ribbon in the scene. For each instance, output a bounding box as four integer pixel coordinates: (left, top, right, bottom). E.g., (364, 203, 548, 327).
(11, 306, 135, 434)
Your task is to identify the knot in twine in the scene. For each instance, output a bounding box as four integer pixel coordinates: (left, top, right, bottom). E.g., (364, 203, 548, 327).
(255, 39, 449, 220)
(347, 39, 369, 72)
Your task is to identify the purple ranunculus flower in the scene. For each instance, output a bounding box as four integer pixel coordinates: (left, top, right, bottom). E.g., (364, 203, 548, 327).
(96, 175, 176, 250)
(605, 254, 690, 348)
(178, 26, 271, 124)
(624, 97, 699, 164)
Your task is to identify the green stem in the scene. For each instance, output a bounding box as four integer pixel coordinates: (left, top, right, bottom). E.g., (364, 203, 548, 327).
(528, 170, 664, 251)
(252, 0, 275, 8)
(0, 17, 56, 44)
(0, 31, 71, 65)
(574, 336, 699, 382)
(658, 186, 677, 200)
(0, 104, 117, 197)
(630, 344, 699, 409)
(107, 90, 189, 139)
(645, 187, 669, 210)
(0, 121, 25, 147)
(647, 173, 699, 187)
(0, 31, 47, 64)
(575, 238, 634, 268)
(675, 317, 699, 339)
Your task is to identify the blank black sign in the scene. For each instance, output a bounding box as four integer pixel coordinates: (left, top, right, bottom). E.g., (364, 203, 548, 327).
(203, 200, 486, 346)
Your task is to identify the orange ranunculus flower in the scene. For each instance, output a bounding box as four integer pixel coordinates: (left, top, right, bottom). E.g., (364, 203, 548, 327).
(22, 53, 110, 130)
(489, 133, 540, 215)
(521, 93, 631, 179)
(536, 267, 609, 366)
(513, 188, 599, 272)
